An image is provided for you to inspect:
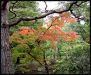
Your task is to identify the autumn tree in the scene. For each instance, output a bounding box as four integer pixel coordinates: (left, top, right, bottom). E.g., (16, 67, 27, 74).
(1, 1, 89, 74)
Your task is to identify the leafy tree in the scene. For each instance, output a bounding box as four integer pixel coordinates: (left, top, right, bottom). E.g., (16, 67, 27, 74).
(10, 12, 80, 73)
(1, 1, 90, 74)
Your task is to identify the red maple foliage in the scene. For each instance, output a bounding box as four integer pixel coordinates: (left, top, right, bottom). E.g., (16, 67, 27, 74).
(18, 12, 80, 48)
(19, 27, 36, 35)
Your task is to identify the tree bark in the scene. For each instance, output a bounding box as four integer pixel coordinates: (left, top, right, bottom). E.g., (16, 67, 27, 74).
(1, 1, 15, 74)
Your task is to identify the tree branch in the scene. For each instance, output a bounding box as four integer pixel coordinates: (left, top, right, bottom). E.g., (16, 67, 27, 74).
(43, 16, 60, 35)
(9, 9, 68, 27)
(44, 1, 48, 12)
(28, 52, 43, 66)
(75, 1, 87, 7)
(8, 1, 86, 27)
(9, 1, 18, 19)
(69, 1, 87, 22)
(68, 1, 77, 10)
(70, 10, 85, 22)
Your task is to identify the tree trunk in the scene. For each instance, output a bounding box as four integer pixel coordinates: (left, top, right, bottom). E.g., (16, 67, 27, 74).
(1, 1, 15, 74)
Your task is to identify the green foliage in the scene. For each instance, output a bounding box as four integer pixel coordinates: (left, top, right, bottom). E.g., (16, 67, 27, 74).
(69, 22, 90, 43)
(53, 40, 90, 74)
(9, 1, 42, 34)
(9, 1, 90, 74)
(12, 44, 29, 53)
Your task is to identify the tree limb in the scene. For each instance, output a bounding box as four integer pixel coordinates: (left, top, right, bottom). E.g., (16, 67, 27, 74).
(70, 10, 85, 22)
(44, 1, 48, 12)
(8, 1, 87, 27)
(69, 1, 87, 22)
(9, 1, 18, 19)
(28, 52, 43, 66)
(9, 9, 68, 27)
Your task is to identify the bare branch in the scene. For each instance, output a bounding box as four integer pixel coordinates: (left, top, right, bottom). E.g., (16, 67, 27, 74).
(68, 1, 77, 10)
(44, 1, 48, 12)
(75, 1, 87, 7)
(9, 1, 18, 19)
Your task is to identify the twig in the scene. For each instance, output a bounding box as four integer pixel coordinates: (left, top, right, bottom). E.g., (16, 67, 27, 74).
(9, 1, 18, 19)
(28, 52, 43, 66)
(44, 1, 47, 12)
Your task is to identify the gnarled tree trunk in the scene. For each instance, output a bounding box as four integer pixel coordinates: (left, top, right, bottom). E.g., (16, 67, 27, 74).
(1, 1, 14, 74)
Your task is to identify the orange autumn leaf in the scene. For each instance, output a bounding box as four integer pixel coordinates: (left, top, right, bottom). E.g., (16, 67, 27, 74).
(58, 19, 64, 27)
(59, 12, 77, 24)
(63, 32, 80, 41)
(62, 17, 77, 23)
(19, 30, 29, 35)
(49, 17, 64, 28)
(60, 12, 71, 18)
(19, 27, 35, 35)
(40, 30, 59, 42)
(13, 37, 27, 44)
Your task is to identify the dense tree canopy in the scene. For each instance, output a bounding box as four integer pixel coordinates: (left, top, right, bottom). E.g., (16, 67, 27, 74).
(1, 1, 90, 74)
